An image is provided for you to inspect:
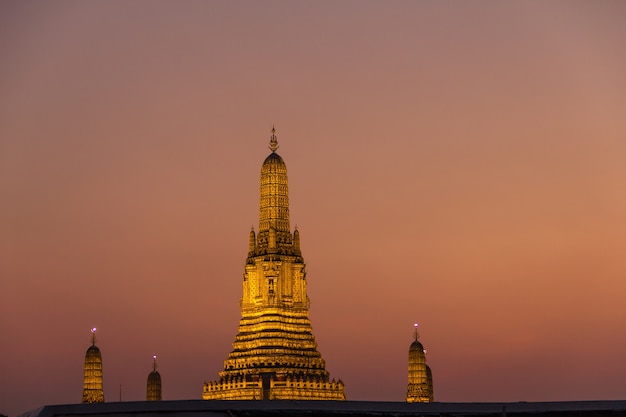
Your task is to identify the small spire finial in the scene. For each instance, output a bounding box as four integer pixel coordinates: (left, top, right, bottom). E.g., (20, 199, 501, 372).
(91, 327, 97, 345)
(152, 355, 158, 372)
(269, 126, 279, 152)
(414, 323, 419, 341)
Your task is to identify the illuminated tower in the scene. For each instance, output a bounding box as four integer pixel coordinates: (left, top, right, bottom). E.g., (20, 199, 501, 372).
(146, 355, 162, 401)
(82, 328, 105, 403)
(202, 128, 345, 401)
(406, 324, 434, 403)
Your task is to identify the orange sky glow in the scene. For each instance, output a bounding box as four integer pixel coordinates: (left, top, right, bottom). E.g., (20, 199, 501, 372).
(1, 2, 626, 416)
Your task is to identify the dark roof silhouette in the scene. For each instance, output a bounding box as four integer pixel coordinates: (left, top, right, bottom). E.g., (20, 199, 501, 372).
(19, 400, 626, 417)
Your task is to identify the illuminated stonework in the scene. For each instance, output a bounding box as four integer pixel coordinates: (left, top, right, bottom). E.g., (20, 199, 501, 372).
(82, 328, 104, 403)
(146, 356, 162, 401)
(202, 129, 346, 401)
(406, 325, 434, 403)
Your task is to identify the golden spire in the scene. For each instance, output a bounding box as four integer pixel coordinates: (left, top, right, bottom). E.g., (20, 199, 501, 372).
(257, 127, 291, 240)
(406, 323, 433, 403)
(269, 126, 279, 152)
(147, 355, 162, 401)
(82, 327, 105, 403)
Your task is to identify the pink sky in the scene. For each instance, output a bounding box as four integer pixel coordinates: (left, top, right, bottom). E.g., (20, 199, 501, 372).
(1, 1, 626, 416)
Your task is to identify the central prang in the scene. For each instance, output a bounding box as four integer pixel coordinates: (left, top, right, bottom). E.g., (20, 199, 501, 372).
(202, 128, 345, 401)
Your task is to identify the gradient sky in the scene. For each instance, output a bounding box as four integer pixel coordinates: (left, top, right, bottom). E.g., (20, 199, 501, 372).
(1, 1, 626, 416)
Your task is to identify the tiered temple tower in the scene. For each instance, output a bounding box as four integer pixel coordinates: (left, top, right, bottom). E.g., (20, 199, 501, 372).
(406, 324, 434, 403)
(202, 128, 345, 401)
(146, 356, 162, 401)
(82, 328, 105, 403)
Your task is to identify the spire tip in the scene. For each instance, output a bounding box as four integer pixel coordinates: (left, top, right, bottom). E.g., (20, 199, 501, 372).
(269, 126, 279, 152)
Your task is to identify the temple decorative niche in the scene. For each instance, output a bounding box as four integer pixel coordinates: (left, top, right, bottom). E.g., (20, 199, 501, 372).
(82, 328, 105, 403)
(202, 128, 345, 401)
(406, 324, 434, 403)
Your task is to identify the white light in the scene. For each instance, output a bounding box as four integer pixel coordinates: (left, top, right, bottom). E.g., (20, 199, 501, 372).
(153, 355, 157, 360)
(91, 327, 97, 333)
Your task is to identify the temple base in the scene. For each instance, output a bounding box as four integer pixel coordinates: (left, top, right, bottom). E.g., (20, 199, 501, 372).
(203, 375, 345, 401)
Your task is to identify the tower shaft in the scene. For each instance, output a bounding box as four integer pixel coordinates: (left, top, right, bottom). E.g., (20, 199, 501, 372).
(147, 371, 162, 401)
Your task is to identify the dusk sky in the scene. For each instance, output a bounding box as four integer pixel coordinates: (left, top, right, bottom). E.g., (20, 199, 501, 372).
(2, 1, 626, 416)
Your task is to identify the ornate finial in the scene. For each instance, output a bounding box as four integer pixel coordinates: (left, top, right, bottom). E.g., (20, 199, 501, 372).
(152, 355, 158, 371)
(91, 327, 97, 345)
(413, 323, 419, 341)
(269, 126, 279, 152)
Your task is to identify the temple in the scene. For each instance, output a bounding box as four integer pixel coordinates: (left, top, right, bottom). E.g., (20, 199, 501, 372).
(406, 324, 434, 403)
(202, 128, 346, 400)
(82, 328, 105, 403)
